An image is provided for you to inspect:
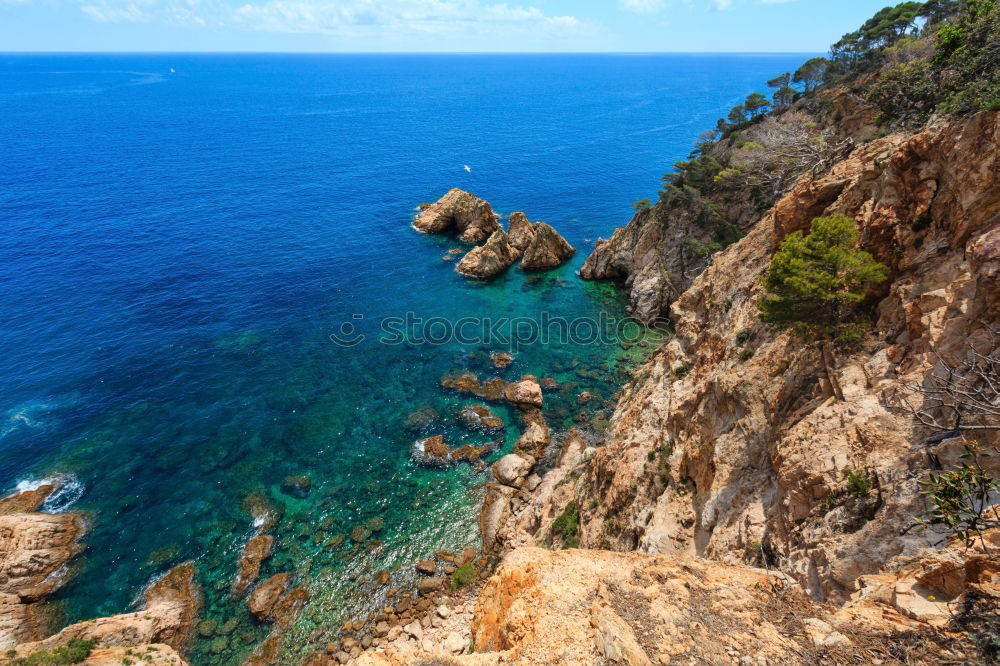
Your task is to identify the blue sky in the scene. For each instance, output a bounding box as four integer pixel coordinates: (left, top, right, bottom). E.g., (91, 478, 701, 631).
(0, 0, 889, 52)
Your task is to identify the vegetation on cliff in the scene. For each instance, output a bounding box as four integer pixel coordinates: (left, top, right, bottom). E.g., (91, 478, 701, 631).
(758, 214, 888, 341)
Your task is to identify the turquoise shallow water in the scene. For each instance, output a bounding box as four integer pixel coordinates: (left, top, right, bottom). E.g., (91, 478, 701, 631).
(0, 53, 811, 663)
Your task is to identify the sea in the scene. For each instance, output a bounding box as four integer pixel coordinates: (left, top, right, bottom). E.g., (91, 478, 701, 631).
(0, 52, 812, 663)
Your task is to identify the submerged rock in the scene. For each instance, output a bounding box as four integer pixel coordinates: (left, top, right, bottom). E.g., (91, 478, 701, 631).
(458, 405, 504, 432)
(404, 406, 439, 431)
(412, 189, 500, 243)
(456, 230, 520, 279)
(280, 475, 312, 499)
(507, 212, 536, 252)
(440, 371, 507, 402)
(489, 351, 514, 369)
(519, 222, 575, 271)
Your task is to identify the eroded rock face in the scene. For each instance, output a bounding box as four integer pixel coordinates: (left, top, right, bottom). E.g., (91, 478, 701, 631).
(519, 223, 575, 271)
(507, 212, 535, 252)
(413, 189, 500, 244)
(0, 487, 85, 649)
(569, 111, 1000, 603)
(456, 230, 521, 279)
(15, 562, 201, 655)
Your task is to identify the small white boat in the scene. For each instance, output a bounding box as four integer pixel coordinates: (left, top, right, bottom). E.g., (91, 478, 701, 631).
(170, 68, 176, 73)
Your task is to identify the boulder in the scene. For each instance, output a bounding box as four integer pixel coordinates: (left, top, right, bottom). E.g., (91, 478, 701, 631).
(415, 560, 437, 575)
(504, 378, 543, 409)
(412, 189, 500, 243)
(519, 222, 575, 271)
(492, 454, 534, 488)
(515, 421, 551, 459)
(232, 534, 275, 598)
(416, 577, 447, 597)
(507, 212, 536, 252)
(443, 631, 466, 655)
(456, 230, 520, 279)
(248, 573, 292, 622)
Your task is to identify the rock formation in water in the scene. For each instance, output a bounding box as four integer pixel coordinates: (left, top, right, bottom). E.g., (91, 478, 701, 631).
(455, 230, 521, 278)
(0, 485, 85, 649)
(413, 189, 500, 243)
(519, 222, 575, 271)
(506, 212, 535, 252)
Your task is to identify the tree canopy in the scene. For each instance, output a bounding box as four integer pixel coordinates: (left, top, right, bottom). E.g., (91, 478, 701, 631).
(759, 214, 888, 339)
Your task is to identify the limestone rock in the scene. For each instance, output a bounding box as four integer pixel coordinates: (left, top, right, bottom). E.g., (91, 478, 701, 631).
(415, 560, 437, 575)
(506, 212, 535, 252)
(519, 223, 575, 271)
(413, 189, 500, 244)
(456, 230, 520, 279)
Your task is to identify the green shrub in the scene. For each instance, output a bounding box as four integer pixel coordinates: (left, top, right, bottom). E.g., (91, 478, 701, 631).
(11, 639, 95, 666)
(672, 365, 689, 379)
(758, 214, 888, 339)
(552, 500, 579, 548)
(843, 468, 873, 496)
(631, 198, 652, 213)
(450, 562, 475, 590)
(918, 441, 1000, 548)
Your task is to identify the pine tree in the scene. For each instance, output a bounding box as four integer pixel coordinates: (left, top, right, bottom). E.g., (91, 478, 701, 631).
(758, 214, 888, 339)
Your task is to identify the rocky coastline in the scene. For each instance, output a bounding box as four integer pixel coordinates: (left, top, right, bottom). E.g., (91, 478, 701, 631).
(5, 7, 1000, 664)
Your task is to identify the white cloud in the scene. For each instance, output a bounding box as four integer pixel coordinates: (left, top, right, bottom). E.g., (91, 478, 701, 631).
(231, 0, 581, 35)
(710, 0, 734, 10)
(70, 0, 582, 37)
(618, 0, 664, 13)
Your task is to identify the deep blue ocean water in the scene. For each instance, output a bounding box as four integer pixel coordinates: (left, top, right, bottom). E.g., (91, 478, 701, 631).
(0, 53, 811, 663)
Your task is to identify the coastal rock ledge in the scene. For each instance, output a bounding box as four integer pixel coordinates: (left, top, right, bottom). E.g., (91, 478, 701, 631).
(413, 189, 500, 244)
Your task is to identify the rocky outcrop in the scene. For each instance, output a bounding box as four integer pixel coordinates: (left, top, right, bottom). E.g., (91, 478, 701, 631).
(357, 545, 974, 665)
(0, 486, 85, 649)
(455, 230, 520, 278)
(248, 573, 292, 622)
(506, 212, 535, 252)
(13, 561, 201, 655)
(232, 534, 275, 598)
(413, 189, 500, 243)
(569, 111, 1000, 603)
(519, 223, 575, 271)
(580, 206, 682, 325)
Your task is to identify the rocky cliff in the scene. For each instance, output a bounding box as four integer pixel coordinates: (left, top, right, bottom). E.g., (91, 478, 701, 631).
(351, 107, 1000, 665)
